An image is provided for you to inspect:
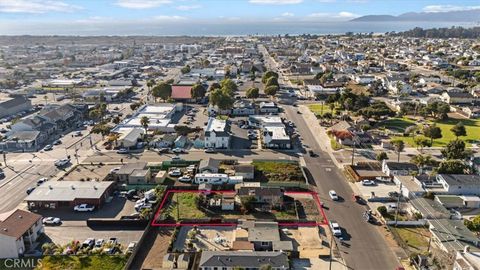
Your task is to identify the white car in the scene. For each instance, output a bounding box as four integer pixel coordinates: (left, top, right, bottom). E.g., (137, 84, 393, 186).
(168, 169, 182, 177)
(362, 180, 376, 186)
(329, 220, 342, 237)
(178, 176, 192, 183)
(42, 217, 61, 225)
(95, 239, 105, 248)
(37, 177, 48, 186)
(329, 190, 339, 201)
(54, 158, 70, 167)
(125, 241, 137, 254)
(74, 204, 95, 212)
(43, 145, 53, 151)
(172, 148, 185, 154)
(110, 167, 121, 174)
(117, 148, 129, 154)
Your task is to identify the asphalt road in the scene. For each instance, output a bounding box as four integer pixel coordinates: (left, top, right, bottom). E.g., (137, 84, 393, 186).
(283, 104, 400, 270)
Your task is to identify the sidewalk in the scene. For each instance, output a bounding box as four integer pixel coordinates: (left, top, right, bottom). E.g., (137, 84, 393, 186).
(298, 105, 343, 168)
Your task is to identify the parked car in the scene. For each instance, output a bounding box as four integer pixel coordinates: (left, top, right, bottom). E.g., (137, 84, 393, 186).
(73, 204, 95, 212)
(26, 187, 35, 194)
(36, 177, 48, 186)
(362, 180, 376, 186)
(116, 148, 129, 154)
(205, 148, 215, 153)
(73, 131, 82, 137)
(168, 169, 182, 177)
(329, 190, 339, 201)
(53, 140, 62, 145)
(54, 158, 70, 167)
(308, 150, 317, 157)
(110, 167, 121, 174)
(171, 156, 181, 161)
(95, 239, 105, 248)
(353, 195, 367, 205)
(0, 171, 4, 178)
(125, 241, 137, 254)
(329, 220, 342, 237)
(43, 145, 53, 151)
(81, 238, 95, 249)
(103, 238, 118, 254)
(42, 217, 61, 225)
(172, 148, 185, 154)
(178, 176, 192, 183)
(157, 148, 170, 153)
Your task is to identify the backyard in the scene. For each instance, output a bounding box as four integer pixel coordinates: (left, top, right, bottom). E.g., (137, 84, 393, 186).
(390, 227, 431, 254)
(392, 118, 480, 147)
(252, 160, 304, 182)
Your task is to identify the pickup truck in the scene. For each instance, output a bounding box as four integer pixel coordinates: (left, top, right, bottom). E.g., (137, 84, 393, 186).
(74, 204, 95, 212)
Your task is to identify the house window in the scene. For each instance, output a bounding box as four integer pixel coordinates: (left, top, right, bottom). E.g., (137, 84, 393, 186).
(261, 241, 269, 246)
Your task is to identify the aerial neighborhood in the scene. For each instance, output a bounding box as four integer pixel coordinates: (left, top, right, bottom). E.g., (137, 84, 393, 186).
(0, 25, 480, 270)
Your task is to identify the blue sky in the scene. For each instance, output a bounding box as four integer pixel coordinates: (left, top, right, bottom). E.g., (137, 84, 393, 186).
(0, 0, 478, 35)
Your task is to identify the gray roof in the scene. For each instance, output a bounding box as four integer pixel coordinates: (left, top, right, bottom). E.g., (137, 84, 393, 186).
(439, 174, 480, 186)
(0, 96, 29, 109)
(25, 181, 114, 202)
(247, 221, 280, 242)
(238, 186, 283, 197)
(199, 251, 289, 268)
(385, 162, 418, 171)
(116, 162, 147, 175)
(199, 158, 221, 171)
(234, 164, 254, 174)
(8, 130, 40, 141)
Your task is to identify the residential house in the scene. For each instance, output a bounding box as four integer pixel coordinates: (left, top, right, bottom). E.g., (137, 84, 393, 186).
(198, 158, 221, 173)
(204, 117, 231, 149)
(115, 162, 151, 184)
(462, 106, 480, 119)
(232, 100, 255, 116)
(237, 187, 284, 210)
(234, 164, 254, 180)
(198, 251, 289, 270)
(0, 131, 44, 152)
(259, 102, 279, 114)
(116, 128, 144, 149)
(0, 96, 32, 119)
(243, 221, 293, 251)
(39, 104, 83, 131)
(436, 174, 480, 195)
(263, 126, 291, 149)
(382, 160, 419, 177)
(0, 210, 43, 259)
(441, 92, 475, 105)
(171, 85, 193, 102)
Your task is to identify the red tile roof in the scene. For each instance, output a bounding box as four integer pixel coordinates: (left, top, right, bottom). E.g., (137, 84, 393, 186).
(171, 85, 192, 100)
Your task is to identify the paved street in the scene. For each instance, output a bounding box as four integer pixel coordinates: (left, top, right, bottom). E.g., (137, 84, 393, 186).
(283, 100, 400, 270)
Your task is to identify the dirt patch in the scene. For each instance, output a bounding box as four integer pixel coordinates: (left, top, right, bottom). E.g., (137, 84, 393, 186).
(141, 228, 174, 269)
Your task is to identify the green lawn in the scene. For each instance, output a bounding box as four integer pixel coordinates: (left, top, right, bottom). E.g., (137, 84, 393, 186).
(307, 103, 337, 117)
(252, 161, 304, 182)
(376, 117, 416, 133)
(393, 118, 480, 147)
(172, 193, 205, 220)
(391, 227, 430, 253)
(37, 255, 127, 270)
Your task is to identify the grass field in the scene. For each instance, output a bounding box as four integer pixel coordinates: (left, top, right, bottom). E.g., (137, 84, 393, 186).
(172, 193, 205, 219)
(252, 161, 304, 182)
(376, 117, 416, 133)
(307, 103, 337, 117)
(37, 255, 127, 270)
(390, 227, 430, 253)
(392, 118, 480, 147)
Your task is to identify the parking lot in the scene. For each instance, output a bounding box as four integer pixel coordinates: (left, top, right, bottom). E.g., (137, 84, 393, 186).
(354, 181, 398, 199)
(229, 117, 258, 150)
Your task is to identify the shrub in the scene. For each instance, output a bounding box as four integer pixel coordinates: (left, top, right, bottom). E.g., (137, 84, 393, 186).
(377, 206, 388, 216)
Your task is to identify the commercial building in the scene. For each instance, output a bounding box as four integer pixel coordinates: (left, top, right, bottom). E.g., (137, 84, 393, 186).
(114, 104, 179, 133)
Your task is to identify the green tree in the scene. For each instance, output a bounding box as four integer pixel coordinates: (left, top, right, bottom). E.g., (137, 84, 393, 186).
(441, 139, 471, 160)
(209, 88, 234, 111)
(391, 139, 405, 162)
(209, 82, 221, 92)
(319, 71, 333, 84)
(423, 125, 442, 146)
(240, 195, 256, 213)
(91, 124, 111, 139)
(262, 70, 278, 84)
(245, 87, 260, 101)
(465, 215, 480, 231)
(220, 78, 238, 95)
(265, 76, 278, 87)
(411, 154, 436, 173)
(264, 85, 279, 97)
(450, 122, 467, 139)
(437, 160, 469, 174)
(376, 151, 388, 161)
(181, 65, 191, 74)
(152, 82, 172, 102)
(140, 116, 150, 140)
(414, 136, 431, 152)
(191, 83, 206, 100)
(314, 72, 325, 80)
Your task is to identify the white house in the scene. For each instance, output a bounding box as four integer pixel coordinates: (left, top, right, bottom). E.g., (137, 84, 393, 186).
(194, 173, 243, 185)
(0, 209, 44, 259)
(204, 118, 231, 149)
(354, 75, 375, 85)
(437, 174, 480, 195)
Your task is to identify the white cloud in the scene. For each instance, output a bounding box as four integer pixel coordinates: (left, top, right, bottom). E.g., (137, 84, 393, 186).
(176, 4, 201, 11)
(0, 0, 82, 13)
(307, 11, 358, 20)
(281, 12, 294, 17)
(423, 5, 480, 13)
(153, 15, 187, 21)
(116, 0, 171, 9)
(249, 0, 303, 5)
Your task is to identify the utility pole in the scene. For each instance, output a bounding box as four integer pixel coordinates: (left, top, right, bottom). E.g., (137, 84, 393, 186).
(351, 141, 356, 166)
(329, 235, 334, 270)
(394, 183, 403, 227)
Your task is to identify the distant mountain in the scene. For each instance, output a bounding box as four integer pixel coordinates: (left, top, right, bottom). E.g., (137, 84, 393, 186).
(352, 9, 480, 22)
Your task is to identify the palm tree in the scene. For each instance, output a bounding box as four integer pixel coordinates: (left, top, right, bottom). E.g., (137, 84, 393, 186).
(140, 116, 150, 141)
(391, 139, 405, 162)
(146, 79, 155, 101)
(411, 154, 434, 174)
(43, 95, 48, 105)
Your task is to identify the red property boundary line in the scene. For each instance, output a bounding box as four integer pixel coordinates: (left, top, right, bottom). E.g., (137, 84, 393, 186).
(151, 189, 328, 227)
